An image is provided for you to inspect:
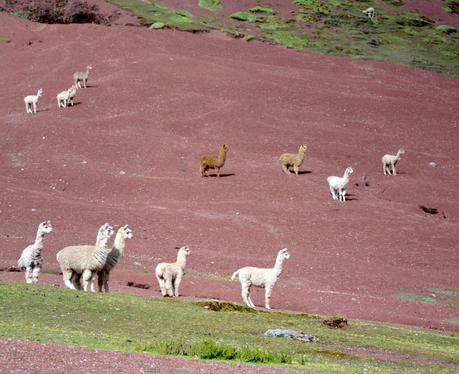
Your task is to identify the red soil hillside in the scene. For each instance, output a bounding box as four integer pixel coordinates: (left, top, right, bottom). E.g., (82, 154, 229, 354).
(0, 11, 458, 333)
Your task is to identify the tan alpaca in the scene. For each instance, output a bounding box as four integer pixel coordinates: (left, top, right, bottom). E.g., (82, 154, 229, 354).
(279, 144, 307, 176)
(200, 144, 229, 177)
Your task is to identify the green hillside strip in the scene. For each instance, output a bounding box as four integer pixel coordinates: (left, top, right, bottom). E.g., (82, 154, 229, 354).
(0, 282, 458, 373)
(199, 0, 221, 12)
(106, 0, 208, 32)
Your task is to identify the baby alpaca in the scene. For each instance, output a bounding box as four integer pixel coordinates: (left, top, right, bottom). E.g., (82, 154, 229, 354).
(232, 248, 290, 310)
(327, 167, 353, 202)
(362, 7, 375, 18)
(97, 225, 134, 293)
(17, 220, 53, 284)
(155, 246, 191, 297)
(382, 149, 405, 175)
(73, 65, 92, 89)
(200, 144, 229, 177)
(279, 144, 307, 176)
(24, 88, 43, 114)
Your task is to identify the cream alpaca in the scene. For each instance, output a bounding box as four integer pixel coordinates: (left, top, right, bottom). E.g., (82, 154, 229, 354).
(73, 65, 92, 89)
(200, 144, 229, 177)
(327, 166, 353, 202)
(279, 144, 307, 176)
(24, 88, 43, 113)
(382, 149, 405, 175)
(362, 7, 375, 18)
(97, 225, 134, 293)
(17, 221, 53, 284)
(56, 223, 114, 292)
(155, 246, 191, 297)
(57, 85, 78, 108)
(232, 248, 290, 310)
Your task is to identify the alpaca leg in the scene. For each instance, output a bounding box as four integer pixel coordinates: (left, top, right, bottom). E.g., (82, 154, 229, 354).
(174, 276, 182, 297)
(33, 102, 37, 113)
(247, 292, 255, 308)
(83, 79, 86, 88)
(156, 275, 167, 296)
(392, 163, 397, 175)
(200, 164, 207, 177)
(281, 163, 289, 174)
(63, 270, 77, 289)
(25, 266, 33, 283)
(293, 165, 299, 176)
(71, 271, 83, 290)
(216, 167, 221, 177)
(241, 283, 253, 308)
(165, 277, 174, 297)
(97, 271, 104, 292)
(265, 287, 273, 310)
(103, 272, 110, 293)
(82, 269, 93, 292)
(329, 186, 337, 200)
(383, 163, 387, 175)
(32, 266, 41, 284)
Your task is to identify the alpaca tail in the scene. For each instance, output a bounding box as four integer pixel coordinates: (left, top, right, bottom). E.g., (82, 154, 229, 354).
(231, 269, 240, 281)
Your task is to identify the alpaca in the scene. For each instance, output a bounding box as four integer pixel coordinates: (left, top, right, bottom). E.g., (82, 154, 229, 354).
(155, 246, 191, 297)
(57, 89, 70, 108)
(17, 220, 53, 284)
(362, 7, 375, 18)
(24, 88, 43, 113)
(66, 84, 78, 107)
(382, 149, 405, 175)
(200, 144, 229, 177)
(279, 144, 307, 176)
(232, 248, 290, 310)
(56, 223, 114, 292)
(97, 225, 134, 293)
(73, 65, 92, 89)
(327, 167, 353, 202)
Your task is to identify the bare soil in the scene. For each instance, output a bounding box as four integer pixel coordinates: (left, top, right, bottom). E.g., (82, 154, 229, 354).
(0, 1, 458, 344)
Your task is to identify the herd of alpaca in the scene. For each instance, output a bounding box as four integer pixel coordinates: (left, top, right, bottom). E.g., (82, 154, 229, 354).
(19, 43, 408, 308)
(23, 65, 92, 114)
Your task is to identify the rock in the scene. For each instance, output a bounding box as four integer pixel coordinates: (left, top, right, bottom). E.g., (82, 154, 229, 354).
(429, 162, 437, 168)
(264, 329, 318, 342)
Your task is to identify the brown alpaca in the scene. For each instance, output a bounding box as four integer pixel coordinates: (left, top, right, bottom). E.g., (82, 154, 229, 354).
(200, 144, 229, 177)
(279, 144, 307, 176)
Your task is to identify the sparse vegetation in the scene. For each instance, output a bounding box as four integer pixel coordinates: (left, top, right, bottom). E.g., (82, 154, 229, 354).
(102, 0, 459, 76)
(0, 281, 458, 373)
(0, 36, 11, 43)
(198, 0, 221, 12)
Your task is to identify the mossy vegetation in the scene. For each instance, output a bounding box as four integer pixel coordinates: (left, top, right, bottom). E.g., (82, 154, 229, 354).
(0, 282, 458, 373)
(106, 0, 459, 76)
(0, 36, 11, 43)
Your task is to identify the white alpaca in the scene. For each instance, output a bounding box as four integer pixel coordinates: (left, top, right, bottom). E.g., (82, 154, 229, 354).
(97, 225, 134, 293)
(73, 65, 92, 89)
(362, 7, 375, 18)
(66, 84, 77, 106)
(232, 248, 290, 310)
(327, 167, 353, 202)
(382, 149, 405, 175)
(279, 144, 308, 176)
(56, 223, 114, 292)
(57, 85, 78, 108)
(17, 221, 53, 284)
(155, 246, 191, 297)
(24, 88, 43, 113)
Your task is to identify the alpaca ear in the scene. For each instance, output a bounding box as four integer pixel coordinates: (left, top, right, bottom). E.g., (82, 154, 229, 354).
(280, 248, 288, 253)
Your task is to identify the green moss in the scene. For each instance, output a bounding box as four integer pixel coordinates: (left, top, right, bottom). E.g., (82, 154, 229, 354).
(382, 0, 405, 6)
(436, 25, 457, 34)
(249, 6, 274, 14)
(444, 0, 459, 14)
(198, 0, 221, 12)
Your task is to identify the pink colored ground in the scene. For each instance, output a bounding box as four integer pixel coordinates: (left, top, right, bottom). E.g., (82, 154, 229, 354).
(0, 6, 458, 344)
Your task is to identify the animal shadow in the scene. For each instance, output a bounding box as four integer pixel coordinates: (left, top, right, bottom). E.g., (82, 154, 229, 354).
(298, 170, 312, 175)
(209, 173, 235, 178)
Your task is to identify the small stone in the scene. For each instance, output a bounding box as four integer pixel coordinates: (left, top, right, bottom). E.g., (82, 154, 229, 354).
(429, 162, 437, 168)
(119, 170, 126, 175)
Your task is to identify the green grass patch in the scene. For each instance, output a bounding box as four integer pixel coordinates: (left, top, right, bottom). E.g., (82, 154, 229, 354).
(398, 293, 438, 305)
(0, 36, 11, 43)
(399, 289, 459, 309)
(0, 281, 458, 372)
(436, 25, 457, 34)
(199, 0, 221, 12)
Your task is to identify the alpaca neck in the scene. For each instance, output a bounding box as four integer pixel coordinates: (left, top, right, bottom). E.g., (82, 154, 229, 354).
(217, 148, 227, 166)
(34, 231, 45, 249)
(297, 149, 306, 162)
(395, 151, 403, 160)
(176, 252, 188, 269)
(113, 234, 127, 254)
(342, 171, 350, 182)
(273, 256, 285, 278)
